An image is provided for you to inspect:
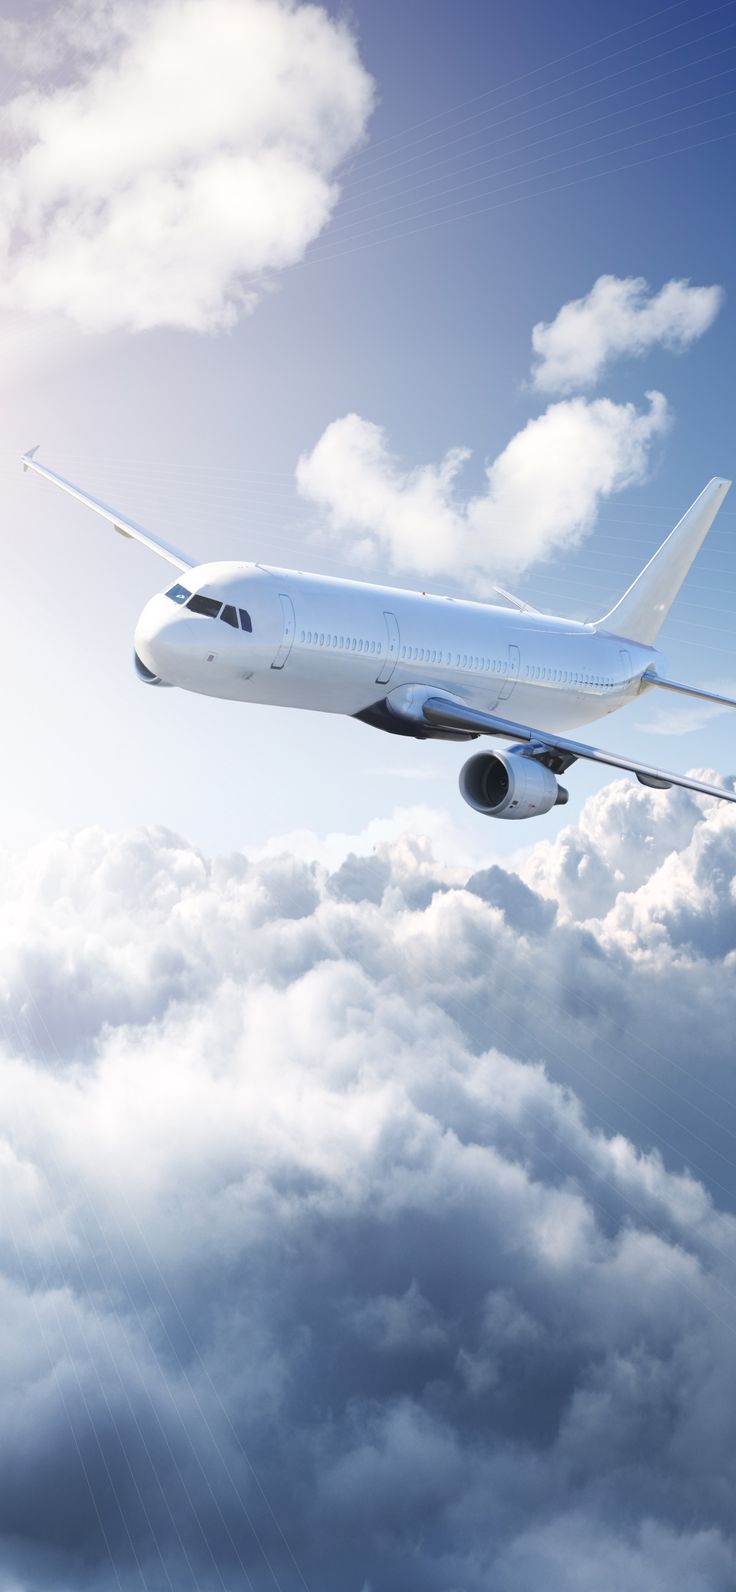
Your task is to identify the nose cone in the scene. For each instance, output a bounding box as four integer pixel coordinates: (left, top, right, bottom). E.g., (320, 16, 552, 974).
(134, 594, 189, 682)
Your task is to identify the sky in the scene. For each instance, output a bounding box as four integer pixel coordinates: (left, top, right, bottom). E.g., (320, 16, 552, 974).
(1, 1, 736, 1588)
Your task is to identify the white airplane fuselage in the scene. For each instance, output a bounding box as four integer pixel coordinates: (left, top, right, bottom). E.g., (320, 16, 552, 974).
(22, 451, 735, 816)
(134, 560, 657, 734)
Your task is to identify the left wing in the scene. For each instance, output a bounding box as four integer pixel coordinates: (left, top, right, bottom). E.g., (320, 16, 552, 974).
(417, 694, 736, 805)
(21, 448, 196, 571)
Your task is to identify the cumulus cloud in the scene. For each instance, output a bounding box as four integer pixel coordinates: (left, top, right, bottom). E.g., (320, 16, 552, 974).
(2, 781, 736, 1588)
(296, 391, 670, 586)
(0, 0, 374, 333)
(530, 274, 724, 394)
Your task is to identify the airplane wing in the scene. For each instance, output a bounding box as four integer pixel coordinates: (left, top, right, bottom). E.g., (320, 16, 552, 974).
(21, 448, 196, 572)
(416, 694, 736, 805)
(641, 671, 736, 711)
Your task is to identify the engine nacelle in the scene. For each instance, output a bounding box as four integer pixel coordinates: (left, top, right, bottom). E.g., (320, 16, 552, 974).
(459, 750, 567, 819)
(134, 651, 172, 687)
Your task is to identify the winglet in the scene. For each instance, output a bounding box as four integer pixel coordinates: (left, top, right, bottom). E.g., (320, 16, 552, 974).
(21, 444, 40, 472)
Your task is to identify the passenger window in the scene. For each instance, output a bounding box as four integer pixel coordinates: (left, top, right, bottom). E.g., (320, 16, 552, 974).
(221, 605, 238, 628)
(166, 583, 191, 605)
(239, 609, 253, 632)
(300, 630, 305, 642)
(187, 593, 222, 618)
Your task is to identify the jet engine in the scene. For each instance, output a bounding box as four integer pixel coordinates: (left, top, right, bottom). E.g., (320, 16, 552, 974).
(459, 750, 568, 819)
(134, 651, 172, 687)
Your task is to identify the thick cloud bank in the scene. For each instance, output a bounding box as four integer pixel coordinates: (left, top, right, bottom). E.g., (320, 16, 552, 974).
(0, 0, 373, 333)
(2, 780, 736, 1590)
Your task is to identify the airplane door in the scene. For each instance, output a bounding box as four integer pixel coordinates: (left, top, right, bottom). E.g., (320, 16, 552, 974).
(498, 643, 520, 701)
(619, 648, 633, 686)
(271, 593, 296, 670)
(376, 611, 400, 685)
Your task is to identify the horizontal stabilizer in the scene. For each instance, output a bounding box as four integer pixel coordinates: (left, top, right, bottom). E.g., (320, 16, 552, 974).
(642, 672, 736, 711)
(598, 478, 731, 644)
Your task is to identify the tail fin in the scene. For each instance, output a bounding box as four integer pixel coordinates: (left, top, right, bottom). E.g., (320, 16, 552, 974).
(597, 477, 731, 644)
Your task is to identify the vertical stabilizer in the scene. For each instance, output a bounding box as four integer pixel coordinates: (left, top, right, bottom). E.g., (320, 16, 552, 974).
(597, 477, 731, 644)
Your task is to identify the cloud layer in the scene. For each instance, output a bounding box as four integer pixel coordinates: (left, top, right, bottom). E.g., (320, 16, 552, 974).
(0, 0, 374, 333)
(530, 274, 724, 394)
(296, 391, 670, 587)
(2, 780, 736, 1589)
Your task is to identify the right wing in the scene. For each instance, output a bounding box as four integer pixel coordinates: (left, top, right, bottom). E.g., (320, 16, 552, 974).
(417, 694, 736, 806)
(21, 448, 196, 572)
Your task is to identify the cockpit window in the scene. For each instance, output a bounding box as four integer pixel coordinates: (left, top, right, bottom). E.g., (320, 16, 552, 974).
(169, 587, 252, 629)
(187, 593, 222, 618)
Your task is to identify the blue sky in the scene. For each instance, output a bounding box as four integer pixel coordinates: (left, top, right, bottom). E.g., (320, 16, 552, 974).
(2, 4, 736, 1589)
(3, 0, 736, 856)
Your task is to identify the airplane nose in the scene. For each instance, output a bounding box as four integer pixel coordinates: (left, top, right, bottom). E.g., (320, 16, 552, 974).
(134, 595, 185, 681)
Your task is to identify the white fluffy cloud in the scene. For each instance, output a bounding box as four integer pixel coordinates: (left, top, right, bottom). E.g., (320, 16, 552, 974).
(296, 391, 669, 586)
(0, 0, 374, 333)
(2, 781, 736, 1588)
(530, 274, 724, 394)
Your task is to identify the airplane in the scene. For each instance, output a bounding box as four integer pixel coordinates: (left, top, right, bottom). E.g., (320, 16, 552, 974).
(22, 447, 736, 821)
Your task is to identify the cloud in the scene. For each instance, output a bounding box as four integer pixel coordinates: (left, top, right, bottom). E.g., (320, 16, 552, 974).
(296, 391, 670, 586)
(2, 782, 736, 1587)
(530, 274, 724, 394)
(0, 0, 374, 333)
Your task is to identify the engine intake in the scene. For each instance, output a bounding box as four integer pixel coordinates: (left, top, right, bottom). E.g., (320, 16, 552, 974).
(459, 750, 567, 819)
(134, 650, 171, 687)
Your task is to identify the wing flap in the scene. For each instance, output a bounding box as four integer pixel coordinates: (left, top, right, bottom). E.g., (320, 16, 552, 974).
(420, 695, 736, 806)
(21, 450, 196, 572)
